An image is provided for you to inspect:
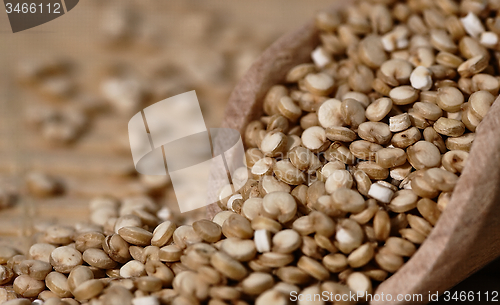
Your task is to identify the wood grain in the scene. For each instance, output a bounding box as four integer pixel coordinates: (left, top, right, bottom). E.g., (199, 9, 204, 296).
(207, 4, 500, 304)
(0, 0, 337, 250)
(372, 96, 500, 304)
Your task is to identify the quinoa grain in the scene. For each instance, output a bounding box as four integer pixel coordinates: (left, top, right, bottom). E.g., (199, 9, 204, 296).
(4, 2, 499, 304)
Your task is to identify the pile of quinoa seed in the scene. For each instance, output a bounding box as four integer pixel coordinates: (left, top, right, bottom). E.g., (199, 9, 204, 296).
(2, 0, 500, 304)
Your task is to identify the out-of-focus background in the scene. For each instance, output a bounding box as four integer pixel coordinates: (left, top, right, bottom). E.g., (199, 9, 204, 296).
(0, 0, 498, 303)
(0, 0, 333, 249)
